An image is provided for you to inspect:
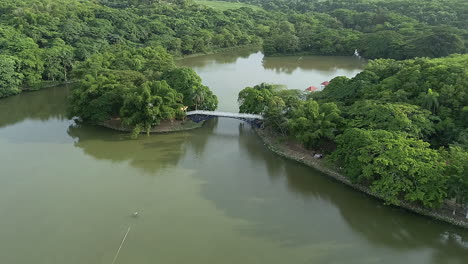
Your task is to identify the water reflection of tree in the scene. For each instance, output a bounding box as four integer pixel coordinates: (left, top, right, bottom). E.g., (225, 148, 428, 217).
(186, 118, 218, 156)
(262, 55, 364, 74)
(67, 120, 216, 174)
(177, 48, 257, 68)
(238, 124, 284, 180)
(198, 124, 468, 263)
(0, 85, 70, 129)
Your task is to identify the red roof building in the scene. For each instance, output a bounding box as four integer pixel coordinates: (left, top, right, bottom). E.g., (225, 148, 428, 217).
(305, 86, 318, 92)
(321, 81, 330, 86)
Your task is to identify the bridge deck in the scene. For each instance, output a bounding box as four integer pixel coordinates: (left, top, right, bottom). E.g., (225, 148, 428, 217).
(186, 110, 263, 120)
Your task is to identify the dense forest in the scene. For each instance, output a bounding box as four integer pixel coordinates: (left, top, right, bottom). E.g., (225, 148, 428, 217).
(230, 0, 468, 58)
(238, 54, 468, 211)
(1, 0, 467, 98)
(0, 0, 271, 98)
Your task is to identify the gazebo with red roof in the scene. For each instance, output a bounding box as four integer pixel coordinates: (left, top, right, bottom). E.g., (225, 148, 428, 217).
(305, 85, 318, 92)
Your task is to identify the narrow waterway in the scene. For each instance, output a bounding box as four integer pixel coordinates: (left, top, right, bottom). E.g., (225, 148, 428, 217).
(0, 50, 467, 264)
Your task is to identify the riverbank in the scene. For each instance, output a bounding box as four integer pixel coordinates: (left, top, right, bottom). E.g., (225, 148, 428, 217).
(100, 118, 204, 134)
(175, 45, 260, 60)
(255, 127, 468, 229)
(23, 80, 77, 92)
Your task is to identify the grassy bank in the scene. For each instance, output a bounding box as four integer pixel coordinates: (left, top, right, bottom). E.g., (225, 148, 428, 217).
(255, 127, 468, 229)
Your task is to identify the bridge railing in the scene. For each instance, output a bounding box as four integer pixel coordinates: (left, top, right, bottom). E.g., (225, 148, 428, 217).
(186, 110, 263, 120)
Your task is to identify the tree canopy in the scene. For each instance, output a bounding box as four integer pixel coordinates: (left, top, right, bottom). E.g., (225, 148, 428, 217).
(68, 46, 217, 135)
(240, 54, 468, 209)
(1, 0, 466, 98)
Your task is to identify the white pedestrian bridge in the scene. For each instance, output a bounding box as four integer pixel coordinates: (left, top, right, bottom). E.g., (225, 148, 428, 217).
(186, 110, 263, 120)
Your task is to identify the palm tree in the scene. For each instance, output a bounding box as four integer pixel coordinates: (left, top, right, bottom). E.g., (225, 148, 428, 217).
(423, 88, 440, 114)
(191, 88, 205, 110)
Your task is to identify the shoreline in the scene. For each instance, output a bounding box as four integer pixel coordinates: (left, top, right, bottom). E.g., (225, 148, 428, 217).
(174, 45, 260, 60)
(255, 127, 468, 229)
(100, 118, 205, 134)
(23, 80, 77, 92)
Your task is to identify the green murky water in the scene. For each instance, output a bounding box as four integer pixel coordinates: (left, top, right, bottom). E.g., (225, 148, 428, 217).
(0, 49, 467, 263)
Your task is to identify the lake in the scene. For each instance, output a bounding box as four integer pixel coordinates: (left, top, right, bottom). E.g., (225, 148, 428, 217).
(0, 49, 467, 264)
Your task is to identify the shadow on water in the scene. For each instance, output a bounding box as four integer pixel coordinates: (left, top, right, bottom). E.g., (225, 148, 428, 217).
(0, 85, 70, 129)
(195, 121, 468, 263)
(66, 119, 218, 174)
(262, 55, 365, 74)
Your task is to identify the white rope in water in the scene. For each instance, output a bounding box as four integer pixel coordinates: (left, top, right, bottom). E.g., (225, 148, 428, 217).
(111, 226, 131, 264)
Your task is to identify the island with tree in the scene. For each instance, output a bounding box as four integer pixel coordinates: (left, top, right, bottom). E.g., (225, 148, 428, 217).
(69, 46, 218, 136)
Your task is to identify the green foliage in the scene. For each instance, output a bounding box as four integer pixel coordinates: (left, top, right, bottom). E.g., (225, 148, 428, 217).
(243, 53, 467, 209)
(318, 55, 468, 148)
(73, 46, 175, 80)
(68, 46, 215, 136)
(43, 38, 74, 81)
(120, 81, 184, 135)
(422, 88, 440, 114)
(0, 25, 44, 87)
(238, 83, 275, 114)
(195, 0, 262, 11)
(68, 73, 127, 123)
(347, 100, 436, 139)
(1, 0, 466, 99)
(288, 100, 343, 148)
(262, 89, 303, 135)
(333, 128, 447, 207)
(0, 55, 23, 98)
(443, 147, 468, 204)
(162, 67, 218, 110)
(255, 0, 468, 58)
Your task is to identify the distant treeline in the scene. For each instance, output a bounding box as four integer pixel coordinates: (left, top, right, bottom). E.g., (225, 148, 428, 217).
(1, 0, 466, 98)
(223, 0, 468, 58)
(0, 0, 271, 97)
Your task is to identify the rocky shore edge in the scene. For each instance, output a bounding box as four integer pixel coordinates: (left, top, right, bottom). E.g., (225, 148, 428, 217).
(255, 127, 468, 229)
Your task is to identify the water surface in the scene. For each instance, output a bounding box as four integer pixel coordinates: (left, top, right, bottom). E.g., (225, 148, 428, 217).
(177, 48, 365, 112)
(0, 50, 467, 264)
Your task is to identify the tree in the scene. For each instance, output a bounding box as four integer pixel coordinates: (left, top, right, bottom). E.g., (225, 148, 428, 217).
(0, 55, 23, 98)
(264, 95, 288, 135)
(120, 80, 184, 135)
(288, 99, 343, 148)
(162, 67, 218, 110)
(43, 38, 75, 81)
(359, 31, 405, 59)
(0, 25, 44, 87)
(443, 147, 468, 214)
(238, 83, 275, 114)
(68, 73, 127, 123)
(333, 128, 448, 207)
(191, 87, 205, 110)
(407, 27, 465, 58)
(262, 32, 299, 55)
(422, 88, 440, 114)
(347, 100, 436, 139)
